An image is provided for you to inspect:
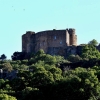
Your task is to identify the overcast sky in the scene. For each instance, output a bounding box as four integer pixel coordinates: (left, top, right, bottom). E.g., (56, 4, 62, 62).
(0, 0, 100, 59)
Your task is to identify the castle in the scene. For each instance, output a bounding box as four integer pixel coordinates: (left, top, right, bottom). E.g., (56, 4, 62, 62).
(22, 28, 77, 56)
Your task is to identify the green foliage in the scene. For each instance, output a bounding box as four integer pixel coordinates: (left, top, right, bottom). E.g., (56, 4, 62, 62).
(49, 66, 63, 81)
(0, 54, 7, 61)
(0, 63, 12, 72)
(44, 54, 56, 65)
(10, 60, 21, 65)
(29, 50, 60, 65)
(11, 52, 27, 60)
(2, 48, 100, 99)
(0, 79, 5, 88)
(54, 55, 68, 64)
(11, 64, 19, 70)
(35, 49, 45, 55)
(0, 94, 17, 100)
(21, 60, 28, 65)
(28, 49, 46, 64)
(62, 67, 100, 100)
(22, 87, 33, 94)
(88, 39, 98, 46)
(67, 54, 82, 62)
(81, 44, 100, 60)
(32, 70, 54, 86)
(19, 64, 29, 70)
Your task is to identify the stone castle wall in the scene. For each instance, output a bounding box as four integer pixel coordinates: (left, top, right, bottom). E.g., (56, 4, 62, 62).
(22, 28, 77, 55)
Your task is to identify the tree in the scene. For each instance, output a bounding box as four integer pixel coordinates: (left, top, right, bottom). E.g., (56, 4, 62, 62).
(49, 66, 63, 81)
(32, 70, 54, 87)
(81, 44, 100, 60)
(0, 94, 17, 100)
(19, 64, 29, 70)
(2, 63, 12, 72)
(67, 54, 82, 62)
(28, 49, 46, 64)
(29, 50, 56, 65)
(44, 54, 56, 65)
(0, 54, 6, 61)
(54, 55, 68, 64)
(88, 39, 98, 46)
(11, 52, 27, 60)
(60, 67, 100, 100)
(0, 79, 5, 88)
(35, 49, 45, 56)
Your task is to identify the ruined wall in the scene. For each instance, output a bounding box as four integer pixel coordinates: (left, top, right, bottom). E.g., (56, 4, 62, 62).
(46, 30, 67, 48)
(47, 46, 81, 58)
(33, 30, 68, 53)
(34, 31, 48, 53)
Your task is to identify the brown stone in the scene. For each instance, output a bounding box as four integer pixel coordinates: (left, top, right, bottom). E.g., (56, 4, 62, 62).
(22, 29, 77, 56)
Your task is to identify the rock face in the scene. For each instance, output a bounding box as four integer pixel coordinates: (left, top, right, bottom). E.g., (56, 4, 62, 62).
(22, 28, 77, 56)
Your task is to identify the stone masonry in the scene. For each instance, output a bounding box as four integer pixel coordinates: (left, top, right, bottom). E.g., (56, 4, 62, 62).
(22, 28, 77, 56)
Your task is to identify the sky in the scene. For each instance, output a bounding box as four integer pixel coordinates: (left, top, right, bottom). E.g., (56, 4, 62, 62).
(0, 0, 100, 59)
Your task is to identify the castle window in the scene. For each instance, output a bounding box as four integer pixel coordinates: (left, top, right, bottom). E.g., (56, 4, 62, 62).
(43, 41, 45, 45)
(54, 36, 56, 39)
(60, 41, 62, 44)
(40, 43, 41, 46)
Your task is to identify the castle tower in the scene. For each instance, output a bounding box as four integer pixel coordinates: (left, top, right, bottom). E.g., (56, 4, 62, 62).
(68, 28, 77, 45)
(22, 31, 35, 52)
(66, 29, 70, 46)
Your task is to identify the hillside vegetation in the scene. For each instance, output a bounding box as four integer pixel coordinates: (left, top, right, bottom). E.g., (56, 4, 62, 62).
(1, 39, 100, 100)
